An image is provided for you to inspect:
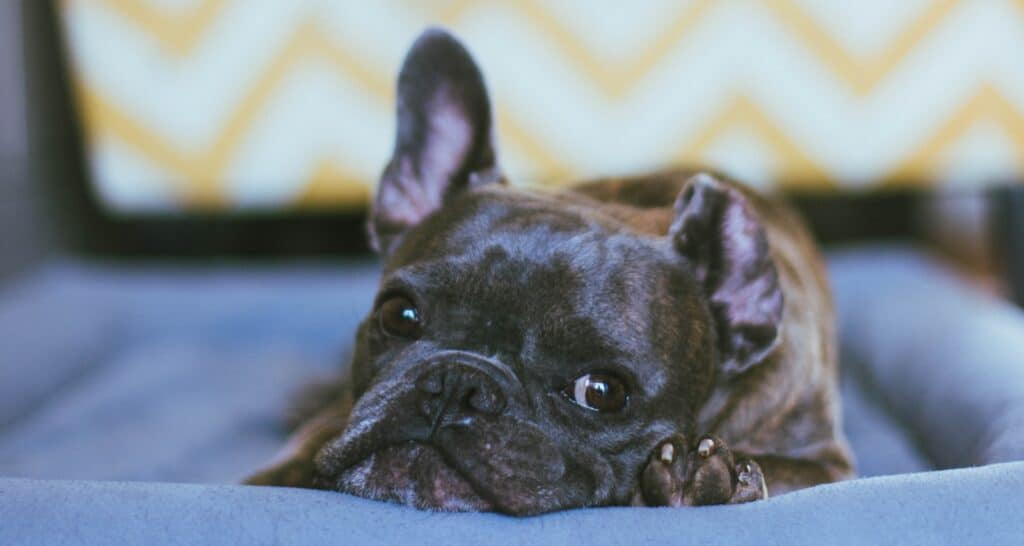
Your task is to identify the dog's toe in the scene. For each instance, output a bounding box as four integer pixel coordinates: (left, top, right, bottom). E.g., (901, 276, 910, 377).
(730, 459, 768, 503)
(636, 434, 688, 507)
(683, 434, 736, 506)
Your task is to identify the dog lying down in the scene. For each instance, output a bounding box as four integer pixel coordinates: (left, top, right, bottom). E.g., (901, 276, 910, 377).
(246, 28, 854, 516)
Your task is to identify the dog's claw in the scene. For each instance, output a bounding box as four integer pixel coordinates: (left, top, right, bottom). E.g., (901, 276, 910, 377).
(697, 437, 715, 458)
(659, 442, 675, 463)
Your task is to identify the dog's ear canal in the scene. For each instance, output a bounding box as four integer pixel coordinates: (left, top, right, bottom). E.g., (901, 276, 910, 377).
(670, 173, 784, 378)
(369, 28, 502, 254)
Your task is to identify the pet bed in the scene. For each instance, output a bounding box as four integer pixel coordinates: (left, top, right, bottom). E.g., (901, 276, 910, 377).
(1, 246, 1021, 544)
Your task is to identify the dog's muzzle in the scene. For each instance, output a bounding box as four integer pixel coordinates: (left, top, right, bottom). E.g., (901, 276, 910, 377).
(313, 351, 520, 477)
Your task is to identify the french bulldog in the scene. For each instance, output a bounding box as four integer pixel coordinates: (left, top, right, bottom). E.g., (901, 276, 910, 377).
(246, 28, 854, 515)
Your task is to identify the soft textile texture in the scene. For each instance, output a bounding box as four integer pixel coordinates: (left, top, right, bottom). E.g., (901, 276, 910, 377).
(1, 245, 1023, 544)
(2, 463, 1023, 546)
(0, 272, 117, 429)
(0, 261, 378, 482)
(831, 247, 1024, 468)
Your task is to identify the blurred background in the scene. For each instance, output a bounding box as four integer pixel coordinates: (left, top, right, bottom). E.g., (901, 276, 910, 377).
(55, 0, 1024, 209)
(4, 0, 1023, 297)
(1, 0, 1023, 489)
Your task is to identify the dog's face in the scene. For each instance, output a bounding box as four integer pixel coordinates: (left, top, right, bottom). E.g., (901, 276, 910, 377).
(312, 30, 783, 515)
(320, 188, 718, 514)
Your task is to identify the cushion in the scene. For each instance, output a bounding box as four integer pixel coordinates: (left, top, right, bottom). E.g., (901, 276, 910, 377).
(831, 247, 1024, 468)
(1, 463, 1022, 545)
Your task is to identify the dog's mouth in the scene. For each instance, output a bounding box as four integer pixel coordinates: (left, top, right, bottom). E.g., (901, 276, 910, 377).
(312, 372, 605, 515)
(327, 442, 494, 512)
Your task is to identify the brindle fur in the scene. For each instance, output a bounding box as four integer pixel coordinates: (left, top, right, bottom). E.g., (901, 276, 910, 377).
(247, 170, 853, 499)
(246, 29, 853, 514)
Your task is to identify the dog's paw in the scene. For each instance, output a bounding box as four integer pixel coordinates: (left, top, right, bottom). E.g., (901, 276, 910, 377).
(632, 434, 768, 507)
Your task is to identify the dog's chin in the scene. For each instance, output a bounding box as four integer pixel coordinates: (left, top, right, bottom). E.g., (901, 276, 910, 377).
(330, 443, 494, 512)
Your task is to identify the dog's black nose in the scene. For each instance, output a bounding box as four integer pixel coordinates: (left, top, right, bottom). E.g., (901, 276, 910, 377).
(416, 361, 507, 428)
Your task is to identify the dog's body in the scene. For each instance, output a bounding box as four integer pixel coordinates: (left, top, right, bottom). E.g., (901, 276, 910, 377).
(247, 29, 853, 515)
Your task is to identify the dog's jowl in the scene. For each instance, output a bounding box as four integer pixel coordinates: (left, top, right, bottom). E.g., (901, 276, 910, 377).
(246, 28, 854, 516)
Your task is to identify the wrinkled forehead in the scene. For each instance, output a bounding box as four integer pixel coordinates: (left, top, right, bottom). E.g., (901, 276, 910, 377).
(381, 190, 695, 365)
(386, 189, 669, 296)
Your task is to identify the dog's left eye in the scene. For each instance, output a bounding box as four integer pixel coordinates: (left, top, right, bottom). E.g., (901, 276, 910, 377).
(563, 373, 628, 412)
(379, 296, 422, 339)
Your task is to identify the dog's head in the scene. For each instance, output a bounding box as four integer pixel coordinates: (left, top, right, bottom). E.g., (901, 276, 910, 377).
(313, 29, 783, 515)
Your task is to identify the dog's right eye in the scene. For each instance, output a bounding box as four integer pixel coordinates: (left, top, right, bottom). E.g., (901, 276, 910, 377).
(379, 296, 422, 339)
(562, 373, 628, 413)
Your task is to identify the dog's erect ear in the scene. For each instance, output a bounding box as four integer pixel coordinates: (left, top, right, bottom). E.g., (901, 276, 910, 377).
(369, 28, 501, 254)
(670, 173, 783, 377)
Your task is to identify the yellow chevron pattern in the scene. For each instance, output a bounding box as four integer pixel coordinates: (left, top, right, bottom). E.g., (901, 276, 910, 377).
(59, 0, 1024, 212)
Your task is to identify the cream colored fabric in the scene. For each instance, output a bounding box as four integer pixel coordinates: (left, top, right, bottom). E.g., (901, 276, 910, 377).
(60, 0, 1024, 212)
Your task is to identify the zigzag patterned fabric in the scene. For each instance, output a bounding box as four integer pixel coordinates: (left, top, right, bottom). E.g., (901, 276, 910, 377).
(60, 0, 1024, 212)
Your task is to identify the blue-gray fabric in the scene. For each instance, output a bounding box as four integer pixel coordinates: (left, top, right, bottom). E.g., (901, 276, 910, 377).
(831, 248, 1024, 468)
(3, 462, 1024, 546)
(1, 246, 1022, 544)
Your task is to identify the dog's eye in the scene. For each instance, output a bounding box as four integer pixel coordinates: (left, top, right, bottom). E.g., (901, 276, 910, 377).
(563, 373, 628, 412)
(379, 296, 422, 339)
